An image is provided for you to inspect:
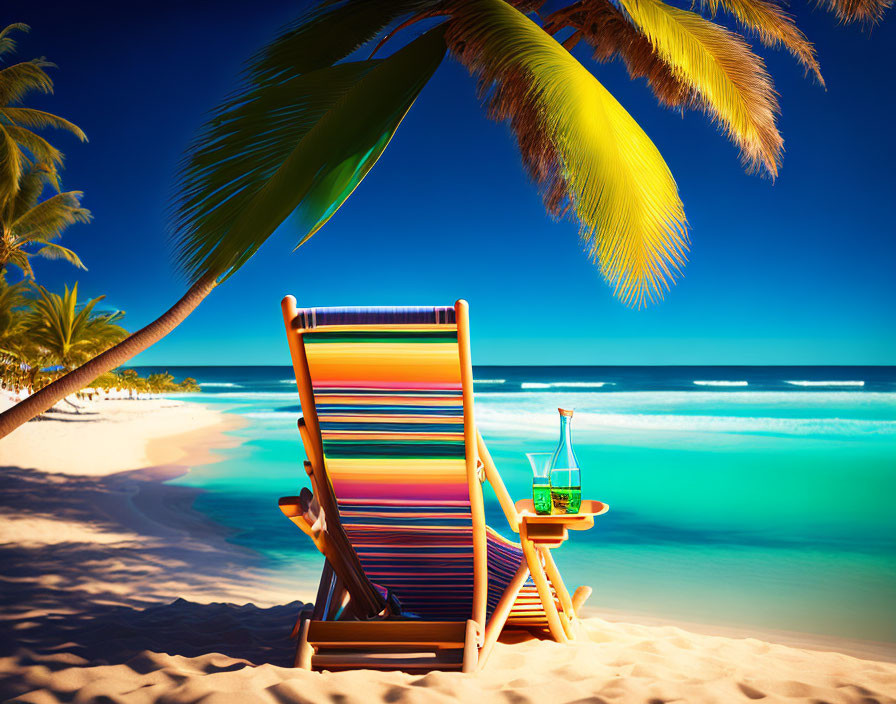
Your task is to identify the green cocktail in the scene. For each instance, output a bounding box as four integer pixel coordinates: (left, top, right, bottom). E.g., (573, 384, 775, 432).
(533, 481, 552, 514)
(527, 453, 553, 515)
(550, 485, 582, 514)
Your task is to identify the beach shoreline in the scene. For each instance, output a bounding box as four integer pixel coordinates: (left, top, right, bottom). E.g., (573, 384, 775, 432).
(1, 396, 894, 703)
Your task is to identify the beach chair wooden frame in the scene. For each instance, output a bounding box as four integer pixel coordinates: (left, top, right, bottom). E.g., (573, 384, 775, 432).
(279, 297, 589, 672)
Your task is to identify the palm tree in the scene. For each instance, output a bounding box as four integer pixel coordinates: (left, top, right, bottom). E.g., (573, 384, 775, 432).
(178, 377, 200, 392)
(0, 0, 888, 437)
(23, 282, 128, 370)
(0, 274, 28, 387)
(0, 23, 87, 209)
(0, 163, 90, 278)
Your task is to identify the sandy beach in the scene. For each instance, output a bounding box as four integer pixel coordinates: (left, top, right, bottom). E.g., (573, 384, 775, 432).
(1, 398, 894, 703)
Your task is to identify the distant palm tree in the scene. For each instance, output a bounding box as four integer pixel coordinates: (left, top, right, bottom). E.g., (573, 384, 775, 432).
(0, 23, 87, 209)
(23, 282, 128, 370)
(0, 163, 90, 278)
(0, 275, 26, 346)
(0, 275, 28, 386)
(0, 0, 888, 437)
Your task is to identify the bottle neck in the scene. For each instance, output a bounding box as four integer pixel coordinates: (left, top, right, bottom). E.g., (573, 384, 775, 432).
(559, 414, 572, 446)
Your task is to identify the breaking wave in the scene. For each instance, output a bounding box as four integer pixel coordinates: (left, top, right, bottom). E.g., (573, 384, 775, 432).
(785, 380, 865, 387)
(693, 381, 749, 387)
(520, 382, 612, 390)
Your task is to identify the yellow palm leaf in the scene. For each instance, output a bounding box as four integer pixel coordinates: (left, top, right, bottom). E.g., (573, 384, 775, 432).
(618, 0, 782, 176)
(447, 0, 688, 306)
(542, 0, 692, 110)
(705, 0, 823, 84)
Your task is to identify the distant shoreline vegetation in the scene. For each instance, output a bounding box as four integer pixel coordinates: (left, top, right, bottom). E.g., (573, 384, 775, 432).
(0, 279, 200, 400)
(0, 363, 200, 402)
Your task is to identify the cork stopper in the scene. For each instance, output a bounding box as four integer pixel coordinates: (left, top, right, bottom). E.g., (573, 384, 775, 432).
(558, 408, 574, 417)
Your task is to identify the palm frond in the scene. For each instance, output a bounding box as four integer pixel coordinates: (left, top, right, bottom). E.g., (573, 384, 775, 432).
(0, 107, 87, 141)
(0, 123, 23, 206)
(9, 191, 90, 241)
(32, 242, 87, 269)
(171, 26, 447, 284)
(543, 0, 691, 108)
(446, 0, 688, 306)
(7, 163, 57, 221)
(5, 248, 33, 278)
(0, 60, 55, 106)
(250, 0, 439, 85)
(815, 0, 892, 22)
(24, 283, 127, 367)
(0, 24, 30, 60)
(704, 0, 822, 84)
(1, 123, 63, 168)
(617, 0, 782, 177)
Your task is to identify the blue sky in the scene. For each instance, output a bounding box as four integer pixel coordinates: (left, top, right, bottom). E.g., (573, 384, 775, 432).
(6, 0, 894, 365)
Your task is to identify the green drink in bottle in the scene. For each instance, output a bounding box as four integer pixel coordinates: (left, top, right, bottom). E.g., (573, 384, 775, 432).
(550, 408, 582, 514)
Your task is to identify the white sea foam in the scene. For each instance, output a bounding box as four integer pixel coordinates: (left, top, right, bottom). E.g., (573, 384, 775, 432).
(474, 403, 896, 438)
(520, 381, 611, 389)
(244, 411, 296, 420)
(693, 381, 749, 387)
(474, 379, 506, 384)
(198, 382, 241, 388)
(280, 379, 296, 384)
(785, 380, 865, 387)
(206, 392, 295, 400)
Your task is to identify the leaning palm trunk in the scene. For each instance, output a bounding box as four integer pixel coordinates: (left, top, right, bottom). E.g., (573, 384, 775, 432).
(0, 273, 216, 439)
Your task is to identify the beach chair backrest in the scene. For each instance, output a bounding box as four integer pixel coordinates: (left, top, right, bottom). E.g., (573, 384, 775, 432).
(281, 299, 487, 626)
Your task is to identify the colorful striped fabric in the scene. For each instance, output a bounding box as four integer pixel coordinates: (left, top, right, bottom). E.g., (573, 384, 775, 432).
(298, 306, 552, 625)
(294, 306, 455, 330)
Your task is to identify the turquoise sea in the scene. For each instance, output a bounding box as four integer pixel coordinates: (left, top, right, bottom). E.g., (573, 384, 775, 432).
(141, 366, 896, 645)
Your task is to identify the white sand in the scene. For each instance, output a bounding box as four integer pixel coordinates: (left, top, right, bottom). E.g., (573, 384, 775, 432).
(3, 618, 894, 703)
(1, 396, 894, 703)
(0, 396, 236, 474)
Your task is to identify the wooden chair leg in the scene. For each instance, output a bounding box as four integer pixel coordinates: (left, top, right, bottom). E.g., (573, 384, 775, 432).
(295, 618, 313, 669)
(462, 619, 481, 673)
(538, 547, 577, 640)
(520, 523, 568, 643)
(312, 560, 337, 620)
(479, 559, 529, 668)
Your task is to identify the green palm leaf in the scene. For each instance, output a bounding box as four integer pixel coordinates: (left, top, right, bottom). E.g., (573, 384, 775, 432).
(250, 0, 438, 83)
(171, 25, 447, 284)
(25, 283, 127, 368)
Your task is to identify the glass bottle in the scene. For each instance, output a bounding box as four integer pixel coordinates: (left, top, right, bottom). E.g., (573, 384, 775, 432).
(550, 408, 582, 514)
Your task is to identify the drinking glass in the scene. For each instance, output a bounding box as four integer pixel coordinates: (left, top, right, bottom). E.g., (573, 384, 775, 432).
(526, 452, 553, 515)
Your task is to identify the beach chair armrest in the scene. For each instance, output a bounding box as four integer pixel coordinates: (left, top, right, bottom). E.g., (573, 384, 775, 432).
(279, 488, 325, 539)
(476, 430, 521, 533)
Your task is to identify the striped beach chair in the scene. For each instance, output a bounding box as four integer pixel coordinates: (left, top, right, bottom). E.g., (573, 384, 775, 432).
(278, 298, 592, 672)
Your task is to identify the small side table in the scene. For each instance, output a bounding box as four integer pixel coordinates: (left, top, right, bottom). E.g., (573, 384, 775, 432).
(481, 499, 608, 660)
(516, 499, 608, 643)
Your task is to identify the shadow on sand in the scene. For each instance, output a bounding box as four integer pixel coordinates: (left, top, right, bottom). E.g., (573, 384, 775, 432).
(0, 464, 305, 700)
